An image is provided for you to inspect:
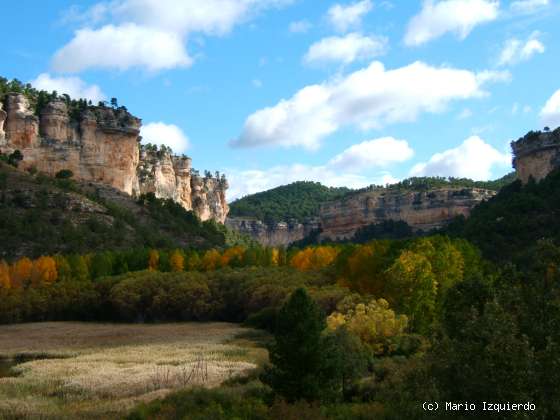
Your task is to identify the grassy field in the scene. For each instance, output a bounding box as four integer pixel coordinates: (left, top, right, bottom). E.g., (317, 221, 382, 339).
(0, 322, 268, 419)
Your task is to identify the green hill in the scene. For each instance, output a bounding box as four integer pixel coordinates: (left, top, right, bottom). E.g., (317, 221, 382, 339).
(0, 162, 244, 260)
(228, 181, 351, 223)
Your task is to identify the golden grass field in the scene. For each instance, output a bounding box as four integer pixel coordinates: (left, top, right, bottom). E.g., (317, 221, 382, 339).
(0, 322, 268, 419)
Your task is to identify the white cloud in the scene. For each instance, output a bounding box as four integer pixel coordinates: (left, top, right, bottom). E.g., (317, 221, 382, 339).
(303, 33, 388, 65)
(54, 0, 293, 72)
(327, 0, 373, 33)
(53, 24, 192, 72)
(289, 20, 312, 33)
(232, 61, 509, 150)
(497, 32, 545, 66)
(540, 89, 560, 129)
(30, 73, 105, 102)
(404, 0, 499, 46)
(510, 0, 549, 13)
(141, 122, 190, 154)
(410, 136, 511, 180)
(328, 137, 414, 171)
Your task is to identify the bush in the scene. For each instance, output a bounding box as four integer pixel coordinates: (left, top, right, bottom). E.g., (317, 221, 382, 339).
(55, 169, 74, 179)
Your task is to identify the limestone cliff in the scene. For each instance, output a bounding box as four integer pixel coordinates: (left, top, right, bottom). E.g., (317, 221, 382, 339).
(319, 188, 496, 241)
(512, 127, 560, 184)
(137, 148, 228, 223)
(0, 93, 228, 223)
(226, 217, 319, 246)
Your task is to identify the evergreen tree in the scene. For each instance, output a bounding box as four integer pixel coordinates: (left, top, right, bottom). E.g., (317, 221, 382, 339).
(264, 288, 327, 402)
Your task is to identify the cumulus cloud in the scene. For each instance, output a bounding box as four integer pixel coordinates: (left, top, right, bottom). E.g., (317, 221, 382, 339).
(53, 24, 192, 72)
(540, 89, 560, 129)
(54, 0, 293, 72)
(289, 20, 312, 33)
(410, 136, 511, 180)
(303, 33, 388, 65)
(510, 0, 549, 13)
(404, 0, 499, 46)
(141, 122, 190, 154)
(232, 61, 509, 150)
(328, 137, 414, 171)
(497, 32, 545, 67)
(327, 0, 373, 33)
(30, 73, 105, 102)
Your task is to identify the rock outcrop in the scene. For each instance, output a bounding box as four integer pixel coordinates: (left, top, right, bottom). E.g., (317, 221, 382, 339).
(319, 188, 496, 241)
(137, 148, 228, 222)
(0, 93, 228, 222)
(512, 127, 560, 184)
(226, 217, 319, 246)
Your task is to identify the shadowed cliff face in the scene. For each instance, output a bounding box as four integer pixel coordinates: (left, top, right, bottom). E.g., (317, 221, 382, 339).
(0, 93, 228, 223)
(319, 188, 496, 240)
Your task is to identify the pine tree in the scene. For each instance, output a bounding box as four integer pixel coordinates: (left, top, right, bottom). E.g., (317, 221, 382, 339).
(264, 288, 327, 402)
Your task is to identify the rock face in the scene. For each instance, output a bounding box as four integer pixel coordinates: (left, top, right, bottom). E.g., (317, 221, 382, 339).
(226, 217, 319, 246)
(512, 128, 560, 184)
(137, 148, 228, 222)
(0, 93, 228, 223)
(319, 188, 496, 241)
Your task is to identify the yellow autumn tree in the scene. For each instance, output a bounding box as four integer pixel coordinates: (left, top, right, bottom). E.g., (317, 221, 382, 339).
(10, 257, 33, 288)
(327, 298, 408, 355)
(201, 249, 221, 271)
(270, 248, 280, 266)
(31, 256, 58, 286)
(169, 249, 185, 272)
(341, 242, 391, 295)
(0, 260, 11, 289)
(148, 249, 160, 271)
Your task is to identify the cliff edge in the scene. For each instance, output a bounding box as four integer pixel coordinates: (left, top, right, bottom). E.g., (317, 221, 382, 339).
(0, 93, 228, 223)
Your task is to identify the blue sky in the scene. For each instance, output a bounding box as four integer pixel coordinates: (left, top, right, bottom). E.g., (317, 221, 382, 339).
(1, 0, 560, 200)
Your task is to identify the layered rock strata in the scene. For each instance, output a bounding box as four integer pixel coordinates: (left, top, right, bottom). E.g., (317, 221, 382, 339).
(0, 93, 228, 222)
(226, 217, 319, 246)
(319, 188, 496, 241)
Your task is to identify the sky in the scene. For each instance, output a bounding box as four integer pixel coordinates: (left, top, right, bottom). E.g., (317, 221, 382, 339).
(1, 0, 560, 200)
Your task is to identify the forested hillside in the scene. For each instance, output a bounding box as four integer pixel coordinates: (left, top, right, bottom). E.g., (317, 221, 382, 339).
(228, 181, 351, 223)
(447, 169, 560, 263)
(0, 161, 247, 259)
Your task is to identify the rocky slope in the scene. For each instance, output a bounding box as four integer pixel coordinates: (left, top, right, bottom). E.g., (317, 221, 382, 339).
(0, 93, 228, 223)
(319, 187, 496, 241)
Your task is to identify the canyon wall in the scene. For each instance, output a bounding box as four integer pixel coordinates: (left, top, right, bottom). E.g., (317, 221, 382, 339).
(319, 188, 496, 241)
(226, 217, 319, 246)
(0, 93, 228, 223)
(512, 128, 560, 184)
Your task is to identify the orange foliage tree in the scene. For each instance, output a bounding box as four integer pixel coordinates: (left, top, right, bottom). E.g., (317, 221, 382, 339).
(148, 249, 160, 271)
(31, 256, 58, 286)
(220, 246, 245, 267)
(10, 257, 33, 288)
(290, 246, 339, 272)
(0, 260, 11, 289)
(201, 249, 222, 271)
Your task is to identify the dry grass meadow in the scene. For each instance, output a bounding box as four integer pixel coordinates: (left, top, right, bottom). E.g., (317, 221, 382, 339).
(0, 322, 268, 419)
